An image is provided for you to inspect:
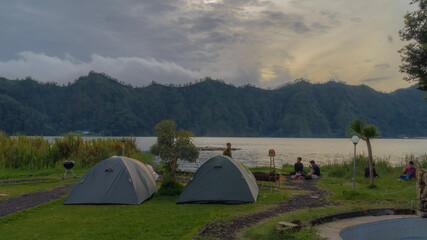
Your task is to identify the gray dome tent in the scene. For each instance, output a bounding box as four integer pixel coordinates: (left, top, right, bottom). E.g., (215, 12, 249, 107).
(177, 155, 259, 204)
(64, 156, 157, 205)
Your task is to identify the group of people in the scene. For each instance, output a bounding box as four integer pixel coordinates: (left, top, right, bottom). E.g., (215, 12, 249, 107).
(223, 143, 321, 180)
(222, 143, 417, 181)
(290, 157, 321, 179)
(362, 161, 417, 180)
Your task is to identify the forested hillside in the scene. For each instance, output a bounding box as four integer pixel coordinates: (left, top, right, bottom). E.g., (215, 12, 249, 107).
(0, 72, 426, 137)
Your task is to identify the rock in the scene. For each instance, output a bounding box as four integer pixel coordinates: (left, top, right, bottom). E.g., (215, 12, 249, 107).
(276, 221, 301, 232)
(416, 210, 427, 218)
(422, 186, 427, 199)
(417, 187, 423, 199)
(422, 170, 427, 183)
(416, 169, 427, 213)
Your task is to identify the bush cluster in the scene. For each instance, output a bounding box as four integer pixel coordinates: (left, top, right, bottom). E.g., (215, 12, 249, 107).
(322, 154, 427, 179)
(157, 181, 184, 196)
(0, 132, 144, 169)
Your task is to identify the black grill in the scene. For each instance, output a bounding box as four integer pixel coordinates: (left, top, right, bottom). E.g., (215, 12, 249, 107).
(63, 160, 75, 169)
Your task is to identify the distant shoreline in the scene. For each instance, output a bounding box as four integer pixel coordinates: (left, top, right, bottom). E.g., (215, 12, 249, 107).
(197, 147, 241, 151)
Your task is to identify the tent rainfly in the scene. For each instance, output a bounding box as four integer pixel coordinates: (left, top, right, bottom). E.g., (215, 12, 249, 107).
(177, 155, 259, 204)
(63, 156, 157, 205)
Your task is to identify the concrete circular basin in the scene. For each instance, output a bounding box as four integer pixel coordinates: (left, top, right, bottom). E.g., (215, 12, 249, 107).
(339, 217, 427, 240)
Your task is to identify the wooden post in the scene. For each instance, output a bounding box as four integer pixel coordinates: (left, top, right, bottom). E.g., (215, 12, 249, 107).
(268, 149, 276, 189)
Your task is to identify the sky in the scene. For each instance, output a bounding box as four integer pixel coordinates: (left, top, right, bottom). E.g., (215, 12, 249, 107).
(0, 0, 418, 92)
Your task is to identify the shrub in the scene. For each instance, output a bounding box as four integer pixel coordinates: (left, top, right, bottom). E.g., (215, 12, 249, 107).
(0, 132, 147, 169)
(157, 181, 184, 196)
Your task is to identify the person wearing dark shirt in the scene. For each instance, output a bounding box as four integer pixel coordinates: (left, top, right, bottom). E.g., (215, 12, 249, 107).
(222, 143, 232, 158)
(306, 160, 320, 179)
(364, 164, 379, 178)
(291, 157, 304, 176)
(400, 161, 417, 180)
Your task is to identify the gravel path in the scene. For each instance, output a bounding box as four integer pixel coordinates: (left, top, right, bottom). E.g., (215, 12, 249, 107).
(0, 183, 74, 217)
(195, 177, 338, 240)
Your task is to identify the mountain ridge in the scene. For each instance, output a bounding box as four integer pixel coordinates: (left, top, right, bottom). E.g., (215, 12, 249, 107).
(0, 72, 426, 137)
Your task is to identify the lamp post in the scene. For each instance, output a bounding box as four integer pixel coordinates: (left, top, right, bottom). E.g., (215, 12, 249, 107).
(351, 135, 359, 191)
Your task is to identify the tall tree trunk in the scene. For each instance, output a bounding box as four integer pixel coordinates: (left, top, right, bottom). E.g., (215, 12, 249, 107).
(366, 138, 374, 185)
(169, 156, 178, 183)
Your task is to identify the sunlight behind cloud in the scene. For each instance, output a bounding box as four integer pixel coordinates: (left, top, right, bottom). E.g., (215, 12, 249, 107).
(260, 67, 278, 82)
(203, 0, 219, 4)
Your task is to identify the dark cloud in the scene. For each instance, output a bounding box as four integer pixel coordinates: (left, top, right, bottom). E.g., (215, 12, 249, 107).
(350, 17, 362, 23)
(292, 22, 311, 33)
(361, 76, 389, 83)
(320, 11, 341, 25)
(311, 22, 330, 30)
(262, 10, 288, 22)
(374, 63, 391, 69)
(189, 16, 225, 33)
(290, 0, 315, 8)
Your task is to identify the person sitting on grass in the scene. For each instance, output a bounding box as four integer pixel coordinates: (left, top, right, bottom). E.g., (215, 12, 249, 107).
(305, 160, 320, 179)
(400, 161, 417, 180)
(364, 164, 379, 178)
(290, 157, 304, 176)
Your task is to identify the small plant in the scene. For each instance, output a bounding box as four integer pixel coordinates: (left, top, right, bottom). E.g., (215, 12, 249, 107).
(157, 181, 185, 196)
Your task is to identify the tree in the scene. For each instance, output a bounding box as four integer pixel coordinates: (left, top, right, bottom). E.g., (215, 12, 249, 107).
(150, 120, 199, 184)
(399, 0, 427, 95)
(347, 119, 380, 186)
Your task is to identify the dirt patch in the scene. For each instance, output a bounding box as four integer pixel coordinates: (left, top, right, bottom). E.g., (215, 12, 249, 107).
(194, 176, 338, 240)
(0, 183, 74, 217)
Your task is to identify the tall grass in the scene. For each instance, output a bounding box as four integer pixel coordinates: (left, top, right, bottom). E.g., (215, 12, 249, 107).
(405, 154, 427, 168)
(0, 132, 149, 169)
(322, 154, 427, 179)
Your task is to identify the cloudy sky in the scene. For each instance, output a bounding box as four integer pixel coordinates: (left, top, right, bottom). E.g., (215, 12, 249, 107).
(0, 0, 417, 91)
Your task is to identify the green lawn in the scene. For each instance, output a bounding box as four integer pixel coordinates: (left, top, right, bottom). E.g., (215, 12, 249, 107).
(0, 174, 291, 240)
(1, 196, 220, 240)
(0, 156, 423, 240)
(0, 167, 89, 180)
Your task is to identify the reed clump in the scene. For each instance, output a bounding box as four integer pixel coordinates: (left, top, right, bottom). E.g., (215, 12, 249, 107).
(322, 154, 427, 179)
(0, 132, 145, 169)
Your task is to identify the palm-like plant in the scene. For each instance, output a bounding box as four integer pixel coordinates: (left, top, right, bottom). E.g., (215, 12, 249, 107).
(347, 119, 381, 185)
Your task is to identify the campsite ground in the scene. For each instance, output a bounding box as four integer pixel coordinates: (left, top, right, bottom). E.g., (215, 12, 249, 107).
(0, 158, 422, 240)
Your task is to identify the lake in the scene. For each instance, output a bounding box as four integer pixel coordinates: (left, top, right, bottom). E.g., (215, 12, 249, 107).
(134, 137, 427, 171)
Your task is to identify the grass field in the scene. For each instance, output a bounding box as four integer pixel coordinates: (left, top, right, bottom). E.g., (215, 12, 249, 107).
(240, 155, 423, 240)
(0, 182, 291, 240)
(0, 154, 425, 240)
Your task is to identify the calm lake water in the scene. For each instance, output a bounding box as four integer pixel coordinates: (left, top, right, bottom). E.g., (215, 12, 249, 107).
(134, 137, 427, 171)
